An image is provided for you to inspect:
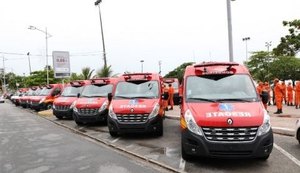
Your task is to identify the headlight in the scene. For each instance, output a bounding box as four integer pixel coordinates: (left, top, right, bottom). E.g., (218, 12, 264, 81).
(99, 100, 108, 112)
(108, 104, 117, 119)
(148, 103, 160, 119)
(39, 98, 45, 104)
(257, 110, 271, 136)
(70, 100, 77, 109)
(185, 109, 203, 136)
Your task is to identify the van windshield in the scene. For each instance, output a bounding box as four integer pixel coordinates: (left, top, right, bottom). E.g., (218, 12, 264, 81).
(81, 84, 113, 97)
(61, 86, 84, 97)
(115, 81, 159, 99)
(39, 88, 52, 96)
(186, 74, 258, 102)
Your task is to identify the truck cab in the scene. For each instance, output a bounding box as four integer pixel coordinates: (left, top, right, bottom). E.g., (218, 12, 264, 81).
(31, 84, 63, 111)
(53, 80, 88, 119)
(107, 73, 165, 137)
(180, 62, 273, 160)
(72, 78, 116, 125)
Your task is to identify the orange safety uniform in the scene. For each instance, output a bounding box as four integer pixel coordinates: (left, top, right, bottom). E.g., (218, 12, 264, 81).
(287, 83, 294, 106)
(256, 82, 264, 95)
(295, 82, 300, 108)
(168, 85, 174, 110)
(163, 85, 169, 111)
(264, 82, 271, 104)
(281, 82, 287, 104)
(274, 80, 284, 111)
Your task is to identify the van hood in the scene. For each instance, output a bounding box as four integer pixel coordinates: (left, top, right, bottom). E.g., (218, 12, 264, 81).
(54, 97, 77, 106)
(31, 96, 45, 102)
(186, 102, 264, 127)
(111, 99, 159, 114)
(75, 97, 106, 109)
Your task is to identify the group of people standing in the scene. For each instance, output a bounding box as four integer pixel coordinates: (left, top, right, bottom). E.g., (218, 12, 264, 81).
(257, 79, 300, 114)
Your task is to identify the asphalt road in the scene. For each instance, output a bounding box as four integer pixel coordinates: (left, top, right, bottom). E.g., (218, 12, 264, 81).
(2, 102, 300, 173)
(0, 102, 168, 173)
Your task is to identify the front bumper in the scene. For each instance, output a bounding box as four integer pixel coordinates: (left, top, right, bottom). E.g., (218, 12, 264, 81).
(182, 128, 273, 159)
(108, 115, 163, 134)
(53, 109, 73, 118)
(73, 109, 108, 123)
(31, 102, 43, 111)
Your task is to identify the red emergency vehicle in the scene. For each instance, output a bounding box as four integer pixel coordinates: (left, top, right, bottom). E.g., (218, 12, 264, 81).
(53, 80, 88, 119)
(19, 86, 41, 108)
(72, 78, 116, 125)
(107, 73, 165, 137)
(11, 88, 28, 106)
(180, 62, 273, 160)
(163, 78, 180, 105)
(30, 84, 63, 111)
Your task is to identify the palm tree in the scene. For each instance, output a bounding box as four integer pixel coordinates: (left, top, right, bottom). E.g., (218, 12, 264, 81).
(94, 65, 113, 77)
(81, 67, 94, 80)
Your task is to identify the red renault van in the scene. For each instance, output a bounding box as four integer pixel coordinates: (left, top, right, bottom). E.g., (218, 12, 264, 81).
(107, 73, 165, 137)
(180, 62, 273, 160)
(52, 80, 88, 119)
(72, 78, 116, 125)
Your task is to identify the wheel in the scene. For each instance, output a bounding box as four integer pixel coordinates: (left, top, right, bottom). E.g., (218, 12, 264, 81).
(297, 129, 300, 144)
(154, 119, 163, 137)
(181, 145, 193, 161)
(46, 104, 52, 110)
(75, 120, 84, 126)
(55, 115, 63, 120)
(259, 155, 270, 161)
(109, 130, 119, 137)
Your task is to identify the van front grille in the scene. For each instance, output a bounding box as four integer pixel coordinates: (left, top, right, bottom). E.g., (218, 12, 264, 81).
(117, 114, 149, 123)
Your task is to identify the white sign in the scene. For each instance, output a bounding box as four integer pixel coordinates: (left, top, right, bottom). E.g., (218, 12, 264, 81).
(52, 51, 71, 78)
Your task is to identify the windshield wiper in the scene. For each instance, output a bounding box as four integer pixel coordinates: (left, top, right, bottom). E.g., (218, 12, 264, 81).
(216, 98, 252, 102)
(188, 97, 216, 102)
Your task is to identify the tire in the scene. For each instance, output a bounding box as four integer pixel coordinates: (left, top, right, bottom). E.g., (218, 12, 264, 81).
(154, 119, 163, 137)
(46, 104, 52, 110)
(109, 130, 119, 137)
(181, 145, 193, 161)
(297, 129, 300, 144)
(259, 155, 270, 161)
(55, 115, 63, 120)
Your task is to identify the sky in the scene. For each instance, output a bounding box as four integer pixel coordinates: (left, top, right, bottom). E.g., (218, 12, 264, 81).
(1, 0, 300, 77)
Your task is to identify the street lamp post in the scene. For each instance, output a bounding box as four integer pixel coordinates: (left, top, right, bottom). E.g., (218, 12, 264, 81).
(158, 60, 162, 75)
(95, 0, 107, 68)
(265, 41, 272, 52)
(242, 37, 250, 61)
(2, 56, 6, 92)
(27, 52, 32, 75)
(140, 60, 144, 73)
(28, 25, 52, 84)
(227, 0, 235, 62)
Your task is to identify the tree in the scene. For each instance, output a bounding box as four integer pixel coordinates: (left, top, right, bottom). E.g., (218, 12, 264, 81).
(269, 56, 300, 80)
(273, 19, 300, 56)
(245, 51, 273, 82)
(81, 67, 94, 80)
(164, 62, 194, 83)
(95, 65, 113, 77)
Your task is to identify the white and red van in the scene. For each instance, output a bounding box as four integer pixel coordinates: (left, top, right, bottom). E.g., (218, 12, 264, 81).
(72, 78, 116, 125)
(107, 73, 165, 137)
(180, 62, 273, 160)
(52, 80, 88, 119)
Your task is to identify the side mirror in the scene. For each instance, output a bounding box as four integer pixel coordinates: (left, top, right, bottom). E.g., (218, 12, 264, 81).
(77, 93, 80, 98)
(107, 93, 113, 102)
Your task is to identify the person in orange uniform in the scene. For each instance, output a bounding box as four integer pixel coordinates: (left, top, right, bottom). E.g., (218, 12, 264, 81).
(295, 81, 300, 109)
(281, 81, 287, 104)
(264, 82, 271, 106)
(274, 78, 284, 114)
(256, 81, 264, 95)
(168, 83, 174, 110)
(287, 82, 294, 106)
(162, 84, 169, 111)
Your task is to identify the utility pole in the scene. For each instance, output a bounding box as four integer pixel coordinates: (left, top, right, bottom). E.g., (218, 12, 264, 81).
(158, 60, 162, 75)
(242, 37, 250, 61)
(226, 0, 235, 62)
(2, 56, 6, 92)
(95, 0, 107, 68)
(27, 52, 32, 74)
